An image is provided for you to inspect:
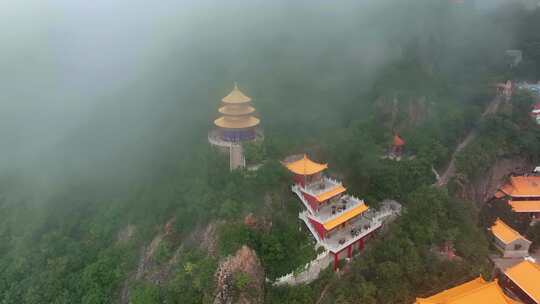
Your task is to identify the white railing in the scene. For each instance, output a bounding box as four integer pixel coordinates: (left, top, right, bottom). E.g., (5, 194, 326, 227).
(302, 177, 343, 198)
(322, 203, 401, 253)
(292, 185, 316, 215)
(208, 131, 236, 148)
(307, 196, 366, 224)
(273, 250, 331, 286)
(299, 211, 322, 244)
(324, 219, 383, 253)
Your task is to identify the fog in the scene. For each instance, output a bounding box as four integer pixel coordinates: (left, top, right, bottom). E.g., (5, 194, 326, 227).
(0, 0, 514, 195)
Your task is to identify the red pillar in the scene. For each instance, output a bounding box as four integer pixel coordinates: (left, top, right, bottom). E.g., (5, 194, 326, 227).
(359, 238, 365, 251)
(347, 245, 352, 258)
(333, 252, 339, 271)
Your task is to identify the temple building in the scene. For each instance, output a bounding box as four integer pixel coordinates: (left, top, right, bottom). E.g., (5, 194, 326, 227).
(495, 175, 540, 223)
(390, 134, 406, 159)
(283, 154, 401, 271)
(531, 102, 540, 125)
(415, 277, 520, 304)
(208, 83, 263, 170)
(490, 218, 531, 258)
(500, 260, 540, 304)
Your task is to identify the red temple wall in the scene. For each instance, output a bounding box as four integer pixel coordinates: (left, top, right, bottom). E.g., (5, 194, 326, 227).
(302, 192, 320, 211)
(308, 217, 327, 239)
(293, 174, 305, 187)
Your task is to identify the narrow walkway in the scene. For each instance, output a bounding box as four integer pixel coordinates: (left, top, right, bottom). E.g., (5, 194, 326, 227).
(435, 95, 503, 187)
(229, 144, 245, 170)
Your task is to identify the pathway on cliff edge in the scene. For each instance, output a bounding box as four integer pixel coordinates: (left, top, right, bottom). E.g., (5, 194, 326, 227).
(435, 95, 503, 187)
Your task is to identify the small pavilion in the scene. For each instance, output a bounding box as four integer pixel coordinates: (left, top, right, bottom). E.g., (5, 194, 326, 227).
(490, 218, 531, 258)
(391, 134, 406, 157)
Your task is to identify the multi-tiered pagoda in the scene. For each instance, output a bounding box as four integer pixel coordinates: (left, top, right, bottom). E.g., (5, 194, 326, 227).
(284, 154, 400, 271)
(208, 83, 262, 170)
(213, 83, 260, 142)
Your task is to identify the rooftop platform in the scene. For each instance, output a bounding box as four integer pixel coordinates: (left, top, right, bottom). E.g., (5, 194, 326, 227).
(301, 200, 401, 253)
(308, 194, 366, 224)
(302, 177, 344, 202)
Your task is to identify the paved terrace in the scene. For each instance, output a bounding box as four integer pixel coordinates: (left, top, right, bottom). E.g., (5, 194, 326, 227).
(303, 177, 342, 198)
(301, 200, 402, 253)
(310, 194, 365, 223)
(324, 213, 379, 253)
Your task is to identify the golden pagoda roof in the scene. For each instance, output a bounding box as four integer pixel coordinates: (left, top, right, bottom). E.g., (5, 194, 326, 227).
(504, 261, 540, 303)
(509, 200, 540, 213)
(491, 218, 527, 245)
(315, 185, 346, 203)
(415, 277, 519, 304)
(218, 105, 256, 116)
(393, 134, 405, 146)
(498, 176, 540, 197)
(284, 155, 328, 175)
(214, 116, 260, 129)
(323, 203, 368, 231)
(222, 83, 252, 104)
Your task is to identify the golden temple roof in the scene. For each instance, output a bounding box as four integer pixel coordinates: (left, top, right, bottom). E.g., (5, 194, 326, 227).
(504, 261, 540, 303)
(491, 218, 526, 245)
(323, 203, 368, 231)
(284, 155, 328, 175)
(509, 200, 540, 213)
(393, 134, 405, 146)
(315, 185, 346, 203)
(415, 277, 519, 304)
(498, 176, 540, 198)
(218, 105, 256, 116)
(214, 116, 260, 129)
(222, 83, 252, 104)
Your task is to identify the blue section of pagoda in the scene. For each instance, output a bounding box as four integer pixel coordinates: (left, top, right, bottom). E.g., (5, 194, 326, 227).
(222, 129, 255, 142)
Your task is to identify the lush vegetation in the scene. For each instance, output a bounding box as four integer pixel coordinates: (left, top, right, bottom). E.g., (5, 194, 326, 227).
(1, 1, 540, 304)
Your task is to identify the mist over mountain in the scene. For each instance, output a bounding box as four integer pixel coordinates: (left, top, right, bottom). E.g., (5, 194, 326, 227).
(1, 1, 539, 303)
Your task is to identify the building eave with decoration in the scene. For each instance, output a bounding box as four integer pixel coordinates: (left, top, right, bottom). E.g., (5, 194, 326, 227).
(499, 260, 540, 304)
(283, 154, 401, 271)
(494, 175, 540, 223)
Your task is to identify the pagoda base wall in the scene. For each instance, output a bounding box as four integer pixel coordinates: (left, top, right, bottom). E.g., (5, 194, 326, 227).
(222, 129, 256, 142)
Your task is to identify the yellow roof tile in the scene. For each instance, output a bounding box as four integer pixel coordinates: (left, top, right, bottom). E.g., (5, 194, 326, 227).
(285, 155, 328, 175)
(323, 203, 368, 231)
(218, 105, 255, 116)
(509, 200, 540, 213)
(315, 185, 346, 203)
(222, 83, 252, 104)
(495, 190, 507, 199)
(502, 176, 540, 197)
(214, 116, 260, 129)
(491, 218, 526, 245)
(504, 261, 540, 303)
(415, 277, 519, 304)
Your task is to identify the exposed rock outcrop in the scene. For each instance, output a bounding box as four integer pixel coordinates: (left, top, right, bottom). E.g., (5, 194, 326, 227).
(457, 157, 532, 203)
(214, 246, 265, 304)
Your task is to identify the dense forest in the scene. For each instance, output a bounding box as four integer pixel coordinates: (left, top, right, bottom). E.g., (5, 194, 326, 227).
(1, 1, 540, 304)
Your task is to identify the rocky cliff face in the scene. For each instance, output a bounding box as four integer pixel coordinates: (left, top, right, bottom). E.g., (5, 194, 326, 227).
(214, 245, 265, 304)
(456, 157, 532, 203)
